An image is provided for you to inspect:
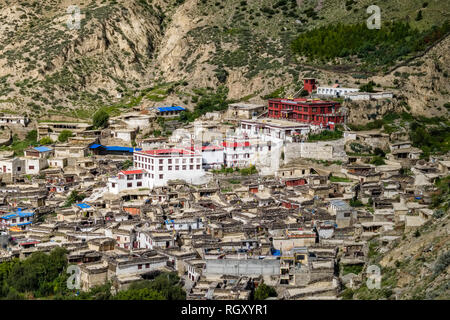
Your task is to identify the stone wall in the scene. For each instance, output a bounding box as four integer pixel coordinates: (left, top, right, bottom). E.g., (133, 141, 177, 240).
(205, 258, 280, 276)
(284, 139, 347, 163)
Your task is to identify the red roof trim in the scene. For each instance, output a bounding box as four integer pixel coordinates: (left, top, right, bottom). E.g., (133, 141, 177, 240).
(19, 241, 40, 246)
(137, 148, 196, 156)
(120, 170, 144, 175)
(222, 141, 250, 148)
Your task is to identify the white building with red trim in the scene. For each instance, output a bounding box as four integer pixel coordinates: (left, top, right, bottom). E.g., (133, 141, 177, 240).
(108, 148, 206, 193)
(222, 138, 274, 168)
(135, 148, 205, 188)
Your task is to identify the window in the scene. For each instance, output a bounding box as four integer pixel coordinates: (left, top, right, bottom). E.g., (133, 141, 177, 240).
(168, 159, 172, 164)
(138, 264, 142, 270)
(159, 174, 164, 179)
(190, 165, 193, 170)
(159, 159, 163, 164)
(175, 166, 179, 171)
(175, 159, 179, 164)
(159, 166, 163, 171)
(136, 174, 142, 179)
(112, 183, 116, 188)
(17, 167, 21, 171)
(182, 159, 186, 164)
(190, 158, 193, 163)
(168, 166, 172, 171)
(145, 263, 150, 268)
(127, 183, 132, 188)
(137, 182, 142, 187)
(182, 165, 186, 170)
(29, 165, 34, 170)
(196, 165, 200, 170)
(196, 158, 200, 163)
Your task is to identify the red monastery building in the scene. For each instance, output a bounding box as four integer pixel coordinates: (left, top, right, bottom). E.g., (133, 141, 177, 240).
(267, 97, 346, 129)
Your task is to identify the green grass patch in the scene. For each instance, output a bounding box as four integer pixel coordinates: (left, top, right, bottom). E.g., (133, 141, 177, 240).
(307, 129, 343, 142)
(330, 175, 352, 183)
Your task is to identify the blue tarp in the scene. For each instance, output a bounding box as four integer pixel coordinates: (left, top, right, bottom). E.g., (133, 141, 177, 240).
(271, 248, 281, 256)
(76, 203, 91, 209)
(158, 106, 185, 112)
(89, 144, 102, 149)
(34, 146, 52, 152)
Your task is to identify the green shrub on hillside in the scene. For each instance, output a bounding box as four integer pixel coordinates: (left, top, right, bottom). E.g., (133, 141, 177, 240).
(291, 21, 450, 70)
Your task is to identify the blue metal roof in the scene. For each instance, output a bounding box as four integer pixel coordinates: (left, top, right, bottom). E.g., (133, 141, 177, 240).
(18, 211, 35, 218)
(1, 214, 16, 220)
(158, 106, 185, 112)
(89, 144, 141, 152)
(105, 146, 142, 152)
(1, 209, 34, 220)
(34, 146, 52, 152)
(76, 203, 91, 209)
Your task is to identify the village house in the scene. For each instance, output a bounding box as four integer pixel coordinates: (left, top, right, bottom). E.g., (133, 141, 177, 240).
(132, 148, 205, 188)
(388, 141, 423, 162)
(0, 114, 29, 126)
(79, 260, 109, 291)
(37, 121, 93, 141)
(226, 103, 267, 120)
(343, 91, 394, 101)
(316, 84, 359, 98)
(107, 251, 169, 278)
(0, 208, 35, 231)
(0, 157, 24, 176)
(240, 118, 311, 142)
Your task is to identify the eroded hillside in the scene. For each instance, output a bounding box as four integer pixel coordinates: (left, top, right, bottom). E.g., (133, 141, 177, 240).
(0, 0, 448, 123)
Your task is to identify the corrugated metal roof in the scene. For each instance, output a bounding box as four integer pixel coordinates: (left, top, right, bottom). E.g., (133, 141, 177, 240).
(34, 146, 52, 152)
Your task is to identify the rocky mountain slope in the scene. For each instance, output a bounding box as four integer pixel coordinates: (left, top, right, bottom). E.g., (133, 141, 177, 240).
(0, 0, 448, 123)
(344, 210, 450, 300)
